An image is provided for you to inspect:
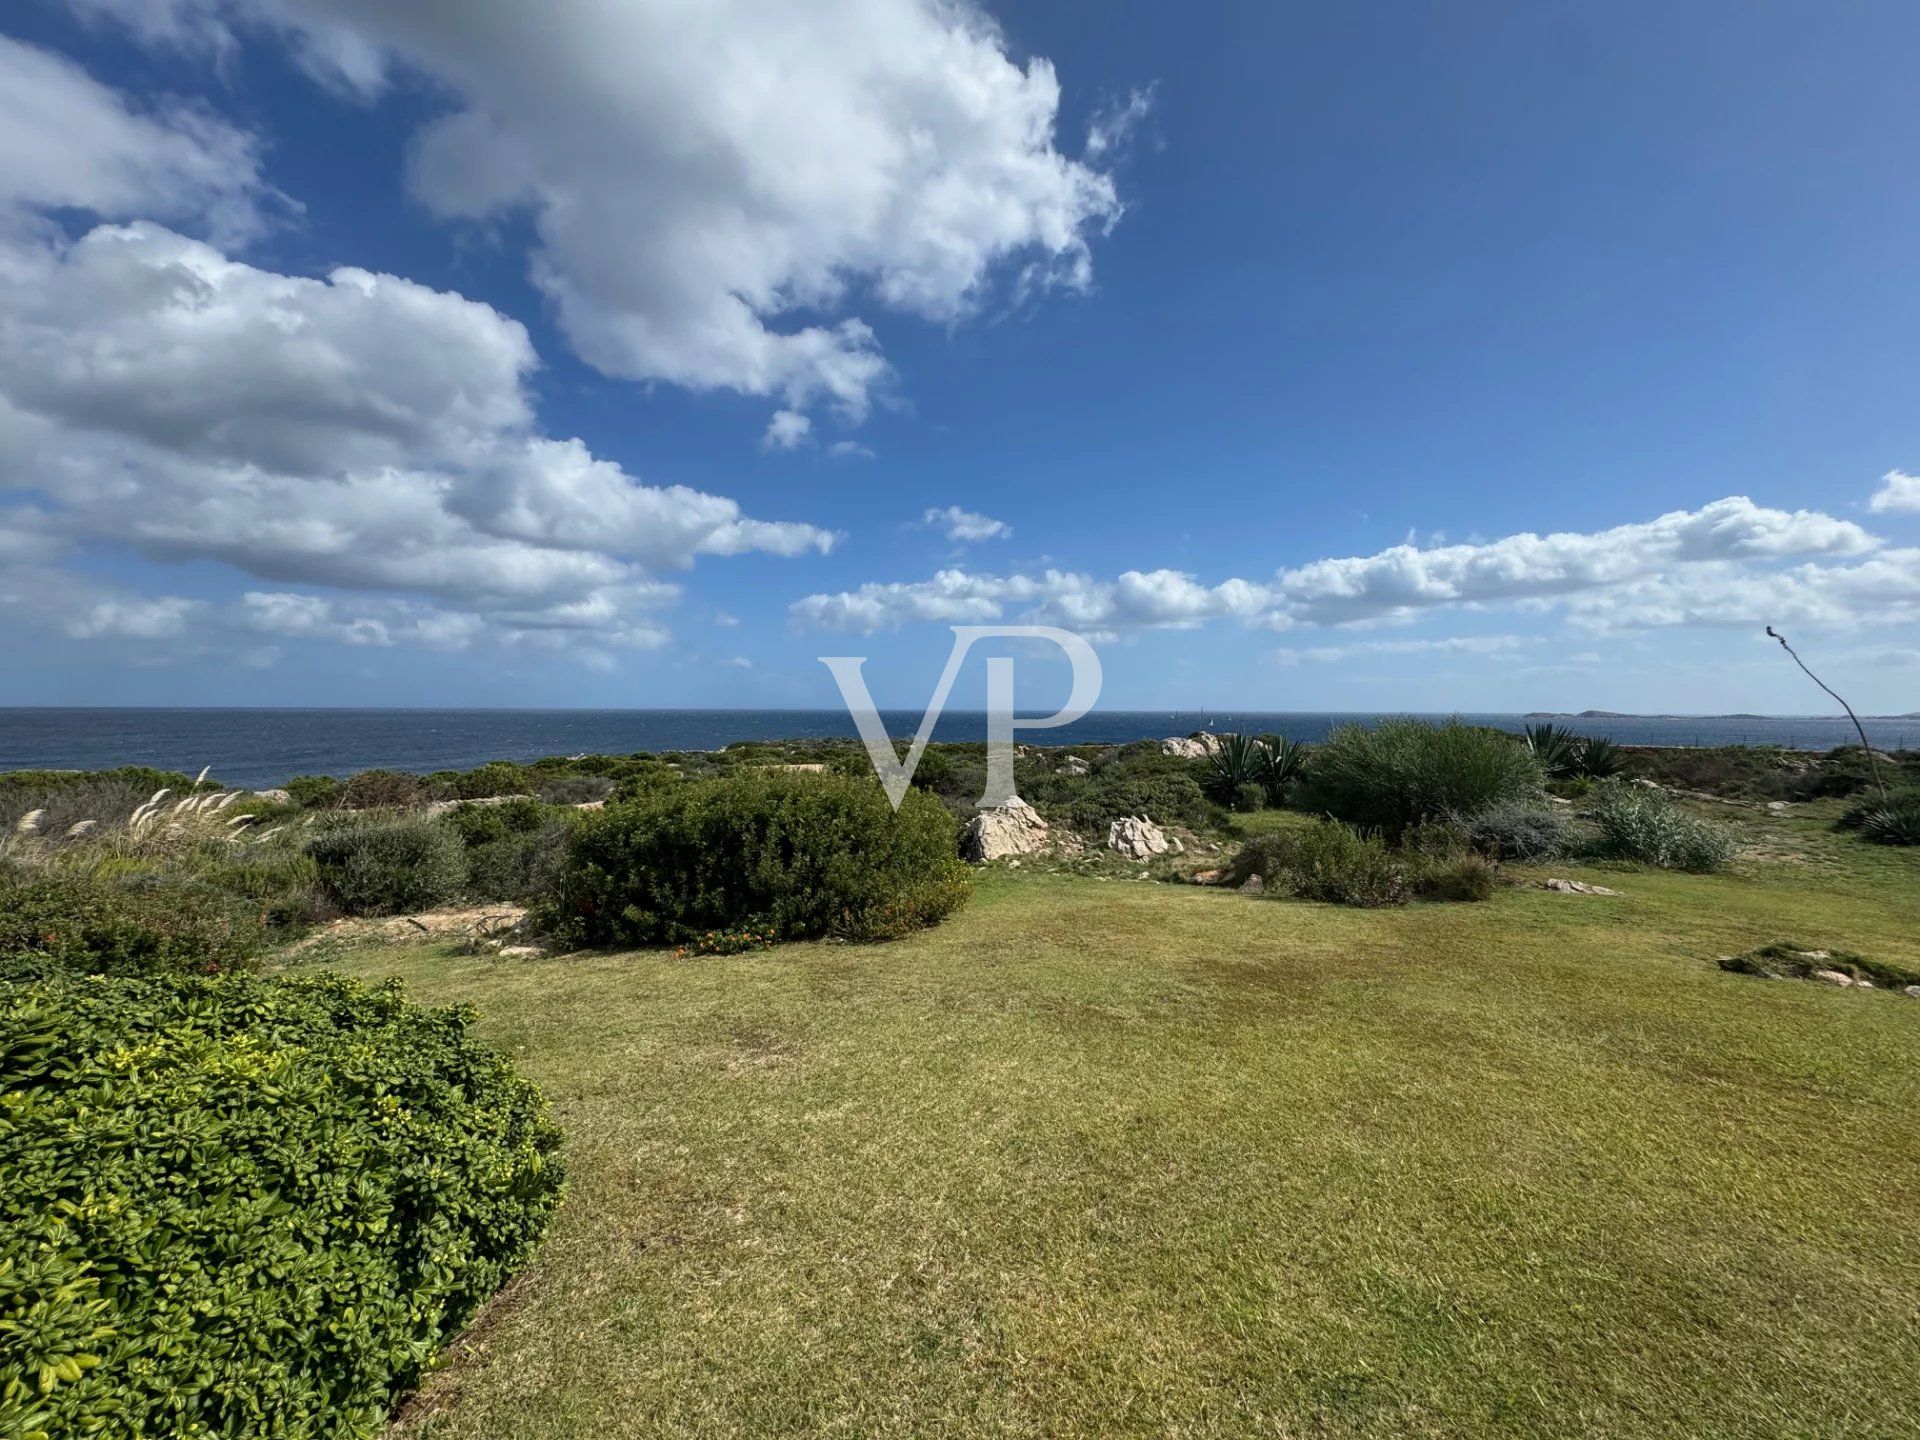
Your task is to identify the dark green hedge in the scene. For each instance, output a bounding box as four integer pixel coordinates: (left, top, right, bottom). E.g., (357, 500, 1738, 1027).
(542, 771, 971, 946)
(0, 970, 563, 1439)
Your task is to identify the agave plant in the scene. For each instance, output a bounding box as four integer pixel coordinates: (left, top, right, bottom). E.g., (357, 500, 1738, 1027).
(1254, 735, 1306, 806)
(1576, 735, 1626, 779)
(1202, 732, 1266, 808)
(1857, 794, 1920, 846)
(1523, 723, 1582, 779)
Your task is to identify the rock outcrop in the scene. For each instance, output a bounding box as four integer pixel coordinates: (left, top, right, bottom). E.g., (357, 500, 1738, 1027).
(1160, 732, 1224, 760)
(1540, 878, 1619, 895)
(960, 798, 1050, 862)
(1107, 815, 1172, 861)
(1057, 755, 1091, 777)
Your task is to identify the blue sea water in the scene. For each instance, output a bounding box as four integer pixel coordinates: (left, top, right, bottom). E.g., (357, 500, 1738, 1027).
(3, 708, 1917, 791)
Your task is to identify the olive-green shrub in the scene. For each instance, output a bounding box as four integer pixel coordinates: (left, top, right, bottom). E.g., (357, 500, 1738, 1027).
(0, 970, 563, 1440)
(1588, 782, 1739, 872)
(0, 872, 264, 979)
(304, 816, 468, 915)
(1299, 718, 1544, 835)
(542, 771, 970, 945)
(1226, 819, 1409, 907)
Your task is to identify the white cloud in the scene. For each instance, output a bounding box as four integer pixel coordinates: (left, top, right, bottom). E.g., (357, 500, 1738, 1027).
(793, 497, 1892, 639)
(1273, 635, 1534, 666)
(827, 440, 876, 461)
(1869, 470, 1920, 514)
(85, 0, 1129, 427)
(923, 505, 1011, 543)
(0, 33, 280, 246)
(762, 409, 813, 452)
(1085, 85, 1156, 160)
(0, 222, 833, 657)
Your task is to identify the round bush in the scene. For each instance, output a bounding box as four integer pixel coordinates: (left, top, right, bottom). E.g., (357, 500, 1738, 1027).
(1299, 718, 1545, 835)
(542, 771, 971, 945)
(1455, 798, 1568, 861)
(305, 816, 468, 916)
(0, 872, 263, 979)
(0, 970, 563, 1440)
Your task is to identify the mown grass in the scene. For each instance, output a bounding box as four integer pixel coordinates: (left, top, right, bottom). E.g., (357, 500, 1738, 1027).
(324, 814, 1920, 1440)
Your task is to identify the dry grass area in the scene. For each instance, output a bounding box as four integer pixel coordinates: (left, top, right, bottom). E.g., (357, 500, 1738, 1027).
(316, 803, 1920, 1440)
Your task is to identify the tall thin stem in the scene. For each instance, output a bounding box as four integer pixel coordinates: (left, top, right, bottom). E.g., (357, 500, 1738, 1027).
(1766, 627, 1887, 799)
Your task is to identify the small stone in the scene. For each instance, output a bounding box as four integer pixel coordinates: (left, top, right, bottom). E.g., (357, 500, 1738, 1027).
(1239, 874, 1264, 895)
(1904, 986, 1920, 1000)
(1189, 868, 1225, 886)
(1856, 978, 1875, 989)
(1541, 878, 1618, 896)
(1765, 800, 1792, 813)
(495, 945, 545, 959)
(1810, 969, 1854, 988)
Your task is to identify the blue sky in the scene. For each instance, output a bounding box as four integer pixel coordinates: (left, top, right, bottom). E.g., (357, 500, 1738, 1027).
(2, 0, 1918, 714)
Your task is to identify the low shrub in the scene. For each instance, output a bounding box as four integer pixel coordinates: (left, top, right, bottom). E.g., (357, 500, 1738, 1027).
(330, 769, 430, 811)
(1410, 850, 1500, 902)
(192, 846, 325, 930)
(1589, 782, 1739, 872)
(1455, 798, 1569, 861)
(0, 871, 264, 979)
(1019, 753, 1219, 836)
(0, 969, 562, 1440)
(543, 771, 970, 946)
(435, 761, 536, 800)
(1718, 941, 1920, 989)
(305, 816, 468, 915)
(1300, 718, 1544, 835)
(1226, 819, 1409, 908)
(447, 800, 579, 903)
(283, 774, 340, 808)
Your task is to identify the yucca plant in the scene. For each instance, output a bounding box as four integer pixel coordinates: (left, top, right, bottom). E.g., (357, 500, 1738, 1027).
(1577, 735, 1625, 779)
(1523, 723, 1582, 779)
(1856, 794, 1920, 846)
(1254, 735, 1307, 807)
(1201, 732, 1266, 808)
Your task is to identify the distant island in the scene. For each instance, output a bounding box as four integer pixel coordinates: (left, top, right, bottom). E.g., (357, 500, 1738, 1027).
(1525, 709, 1920, 721)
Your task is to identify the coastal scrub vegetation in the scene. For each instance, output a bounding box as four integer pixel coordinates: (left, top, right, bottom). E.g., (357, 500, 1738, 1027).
(0, 969, 562, 1440)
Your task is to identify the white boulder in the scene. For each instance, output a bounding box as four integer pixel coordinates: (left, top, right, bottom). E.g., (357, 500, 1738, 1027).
(960, 798, 1050, 862)
(1107, 815, 1171, 861)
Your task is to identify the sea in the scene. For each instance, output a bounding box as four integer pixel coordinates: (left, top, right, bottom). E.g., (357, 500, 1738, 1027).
(3, 708, 1918, 791)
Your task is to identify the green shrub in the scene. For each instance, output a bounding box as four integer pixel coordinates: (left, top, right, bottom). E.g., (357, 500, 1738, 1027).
(192, 846, 324, 930)
(438, 762, 535, 800)
(1226, 820, 1409, 907)
(0, 969, 562, 1440)
(1455, 798, 1568, 861)
(330, 769, 428, 811)
(542, 771, 971, 946)
(1300, 718, 1544, 835)
(1589, 782, 1739, 872)
(283, 774, 340, 808)
(0, 872, 264, 979)
(535, 774, 615, 806)
(446, 801, 580, 904)
(305, 817, 468, 915)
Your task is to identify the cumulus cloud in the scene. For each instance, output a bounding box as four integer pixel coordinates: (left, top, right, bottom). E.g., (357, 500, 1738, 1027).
(793, 497, 1892, 638)
(1869, 470, 1920, 514)
(0, 221, 833, 657)
(923, 505, 1011, 543)
(0, 33, 282, 245)
(762, 410, 813, 452)
(80, 0, 1130, 427)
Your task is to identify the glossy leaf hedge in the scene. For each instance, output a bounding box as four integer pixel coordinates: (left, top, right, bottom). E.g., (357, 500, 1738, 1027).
(0, 970, 563, 1439)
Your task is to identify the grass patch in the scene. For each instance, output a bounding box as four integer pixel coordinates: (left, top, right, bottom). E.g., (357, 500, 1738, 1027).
(315, 832, 1920, 1439)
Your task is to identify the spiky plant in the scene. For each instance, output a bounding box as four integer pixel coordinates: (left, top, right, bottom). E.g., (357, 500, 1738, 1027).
(1577, 735, 1626, 779)
(1254, 736, 1307, 807)
(1202, 733, 1266, 808)
(1523, 723, 1582, 779)
(1857, 794, 1920, 846)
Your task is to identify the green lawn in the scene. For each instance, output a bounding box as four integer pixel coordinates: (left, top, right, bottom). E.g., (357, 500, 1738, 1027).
(324, 811, 1920, 1439)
